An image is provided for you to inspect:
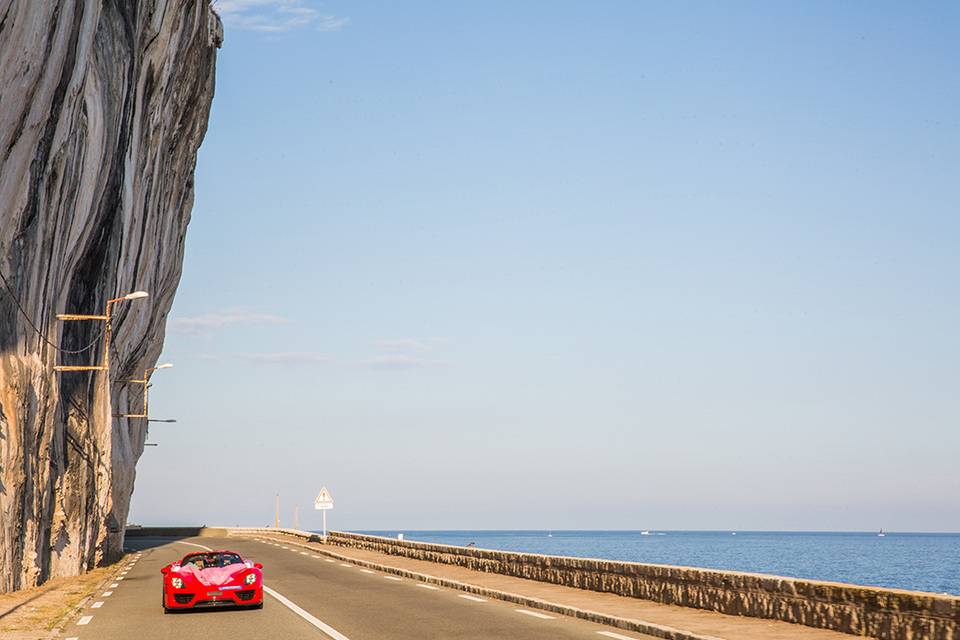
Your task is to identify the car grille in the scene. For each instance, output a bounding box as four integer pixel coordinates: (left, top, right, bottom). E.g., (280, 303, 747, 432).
(173, 594, 193, 604)
(236, 590, 256, 601)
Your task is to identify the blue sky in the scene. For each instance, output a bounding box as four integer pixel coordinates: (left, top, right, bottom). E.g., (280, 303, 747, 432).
(130, 1, 959, 531)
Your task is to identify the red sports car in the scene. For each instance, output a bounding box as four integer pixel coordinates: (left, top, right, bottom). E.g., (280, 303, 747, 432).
(161, 550, 264, 612)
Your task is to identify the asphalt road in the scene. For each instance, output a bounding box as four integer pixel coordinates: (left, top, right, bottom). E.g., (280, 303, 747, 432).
(60, 536, 658, 640)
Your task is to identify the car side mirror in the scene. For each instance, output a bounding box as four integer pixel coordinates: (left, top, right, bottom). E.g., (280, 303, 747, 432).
(160, 564, 171, 575)
(254, 562, 263, 570)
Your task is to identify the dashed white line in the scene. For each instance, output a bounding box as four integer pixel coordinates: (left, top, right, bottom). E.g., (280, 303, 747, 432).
(597, 632, 642, 640)
(110, 583, 119, 588)
(360, 569, 375, 574)
(66, 637, 78, 640)
(458, 594, 487, 602)
(324, 559, 335, 563)
(311, 555, 321, 558)
(339, 563, 352, 568)
(102, 591, 113, 597)
(263, 585, 351, 640)
(515, 609, 555, 619)
(416, 584, 439, 590)
(116, 577, 124, 581)
(91, 601, 104, 608)
(300, 552, 309, 555)
(78, 615, 93, 625)
(383, 576, 402, 581)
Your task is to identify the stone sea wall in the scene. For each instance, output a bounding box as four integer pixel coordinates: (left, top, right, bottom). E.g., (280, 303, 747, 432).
(0, 1, 220, 591)
(325, 530, 957, 640)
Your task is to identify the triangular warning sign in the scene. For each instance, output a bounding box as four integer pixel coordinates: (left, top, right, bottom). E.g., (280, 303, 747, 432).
(314, 486, 334, 510)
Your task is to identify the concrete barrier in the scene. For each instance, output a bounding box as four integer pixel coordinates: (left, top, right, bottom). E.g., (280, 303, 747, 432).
(125, 526, 229, 538)
(318, 530, 957, 640)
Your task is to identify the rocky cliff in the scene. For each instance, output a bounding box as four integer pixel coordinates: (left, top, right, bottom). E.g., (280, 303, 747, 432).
(0, 1, 220, 591)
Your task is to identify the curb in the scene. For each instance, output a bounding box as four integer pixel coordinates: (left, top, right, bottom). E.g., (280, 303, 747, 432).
(240, 532, 726, 640)
(45, 551, 140, 639)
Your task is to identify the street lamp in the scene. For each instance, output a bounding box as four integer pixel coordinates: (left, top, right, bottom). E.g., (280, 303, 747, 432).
(120, 362, 173, 419)
(54, 290, 149, 372)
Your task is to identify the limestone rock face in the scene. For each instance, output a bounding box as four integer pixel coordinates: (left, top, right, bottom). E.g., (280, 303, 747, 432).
(0, 0, 220, 591)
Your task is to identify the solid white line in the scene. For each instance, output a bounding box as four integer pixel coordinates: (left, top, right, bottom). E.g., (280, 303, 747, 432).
(458, 594, 486, 602)
(102, 591, 113, 597)
(598, 632, 642, 640)
(360, 569, 374, 574)
(78, 615, 93, 625)
(383, 576, 402, 581)
(176, 541, 213, 551)
(91, 601, 104, 608)
(515, 609, 555, 619)
(416, 584, 439, 590)
(263, 585, 351, 640)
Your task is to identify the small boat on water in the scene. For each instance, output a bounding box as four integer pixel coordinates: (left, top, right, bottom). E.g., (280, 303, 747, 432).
(640, 531, 651, 535)
(878, 529, 886, 537)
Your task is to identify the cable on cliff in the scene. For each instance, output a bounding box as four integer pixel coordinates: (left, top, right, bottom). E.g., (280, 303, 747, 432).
(0, 268, 104, 354)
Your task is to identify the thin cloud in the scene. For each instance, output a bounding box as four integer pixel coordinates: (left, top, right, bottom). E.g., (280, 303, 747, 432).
(212, 0, 348, 33)
(168, 311, 287, 335)
(360, 355, 446, 370)
(238, 352, 331, 364)
(373, 338, 451, 351)
(189, 351, 331, 365)
(374, 338, 431, 351)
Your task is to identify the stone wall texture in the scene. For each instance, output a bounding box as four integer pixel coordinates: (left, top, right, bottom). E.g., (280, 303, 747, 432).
(326, 531, 959, 640)
(0, 0, 220, 591)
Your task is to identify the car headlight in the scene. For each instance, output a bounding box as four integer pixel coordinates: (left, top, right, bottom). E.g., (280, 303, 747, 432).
(244, 572, 257, 585)
(171, 577, 184, 589)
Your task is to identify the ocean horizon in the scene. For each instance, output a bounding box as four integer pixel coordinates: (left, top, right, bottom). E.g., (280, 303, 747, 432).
(333, 529, 960, 596)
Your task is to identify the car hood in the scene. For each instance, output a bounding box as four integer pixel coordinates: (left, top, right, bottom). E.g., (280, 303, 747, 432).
(176, 564, 249, 587)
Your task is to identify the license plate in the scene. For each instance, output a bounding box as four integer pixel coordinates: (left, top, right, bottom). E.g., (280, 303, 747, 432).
(220, 585, 241, 590)
(207, 591, 222, 597)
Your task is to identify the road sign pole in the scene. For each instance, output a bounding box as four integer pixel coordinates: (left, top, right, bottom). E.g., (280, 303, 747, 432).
(322, 509, 327, 540)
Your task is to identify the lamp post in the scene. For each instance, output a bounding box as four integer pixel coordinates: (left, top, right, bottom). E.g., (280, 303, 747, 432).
(54, 290, 149, 372)
(120, 362, 173, 419)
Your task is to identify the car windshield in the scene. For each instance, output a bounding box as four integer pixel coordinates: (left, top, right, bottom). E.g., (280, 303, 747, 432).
(181, 552, 243, 569)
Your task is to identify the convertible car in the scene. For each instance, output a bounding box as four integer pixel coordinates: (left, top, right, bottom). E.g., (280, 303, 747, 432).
(160, 550, 264, 612)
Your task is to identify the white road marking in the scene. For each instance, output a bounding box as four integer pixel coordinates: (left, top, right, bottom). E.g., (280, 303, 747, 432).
(116, 577, 124, 581)
(78, 615, 93, 625)
(458, 594, 487, 602)
(515, 609, 555, 619)
(339, 563, 352, 568)
(324, 559, 335, 563)
(110, 583, 119, 588)
(360, 569, 375, 574)
(102, 591, 113, 597)
(91, 601, 104, 608)
(416, 584, 439, 590)
(66, 637, 78, 640)
(281, 546, 290, 550)
(176, 541, 213, 551)
(384, 576, 402, 581)
(300, 552, 309, 555)
(597, 632, 642, 640)
(263, 585, 351, 640)
(311, 555, 321, 558)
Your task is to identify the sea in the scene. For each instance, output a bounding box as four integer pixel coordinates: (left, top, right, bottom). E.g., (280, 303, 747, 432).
(354, 530, 960, 595)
